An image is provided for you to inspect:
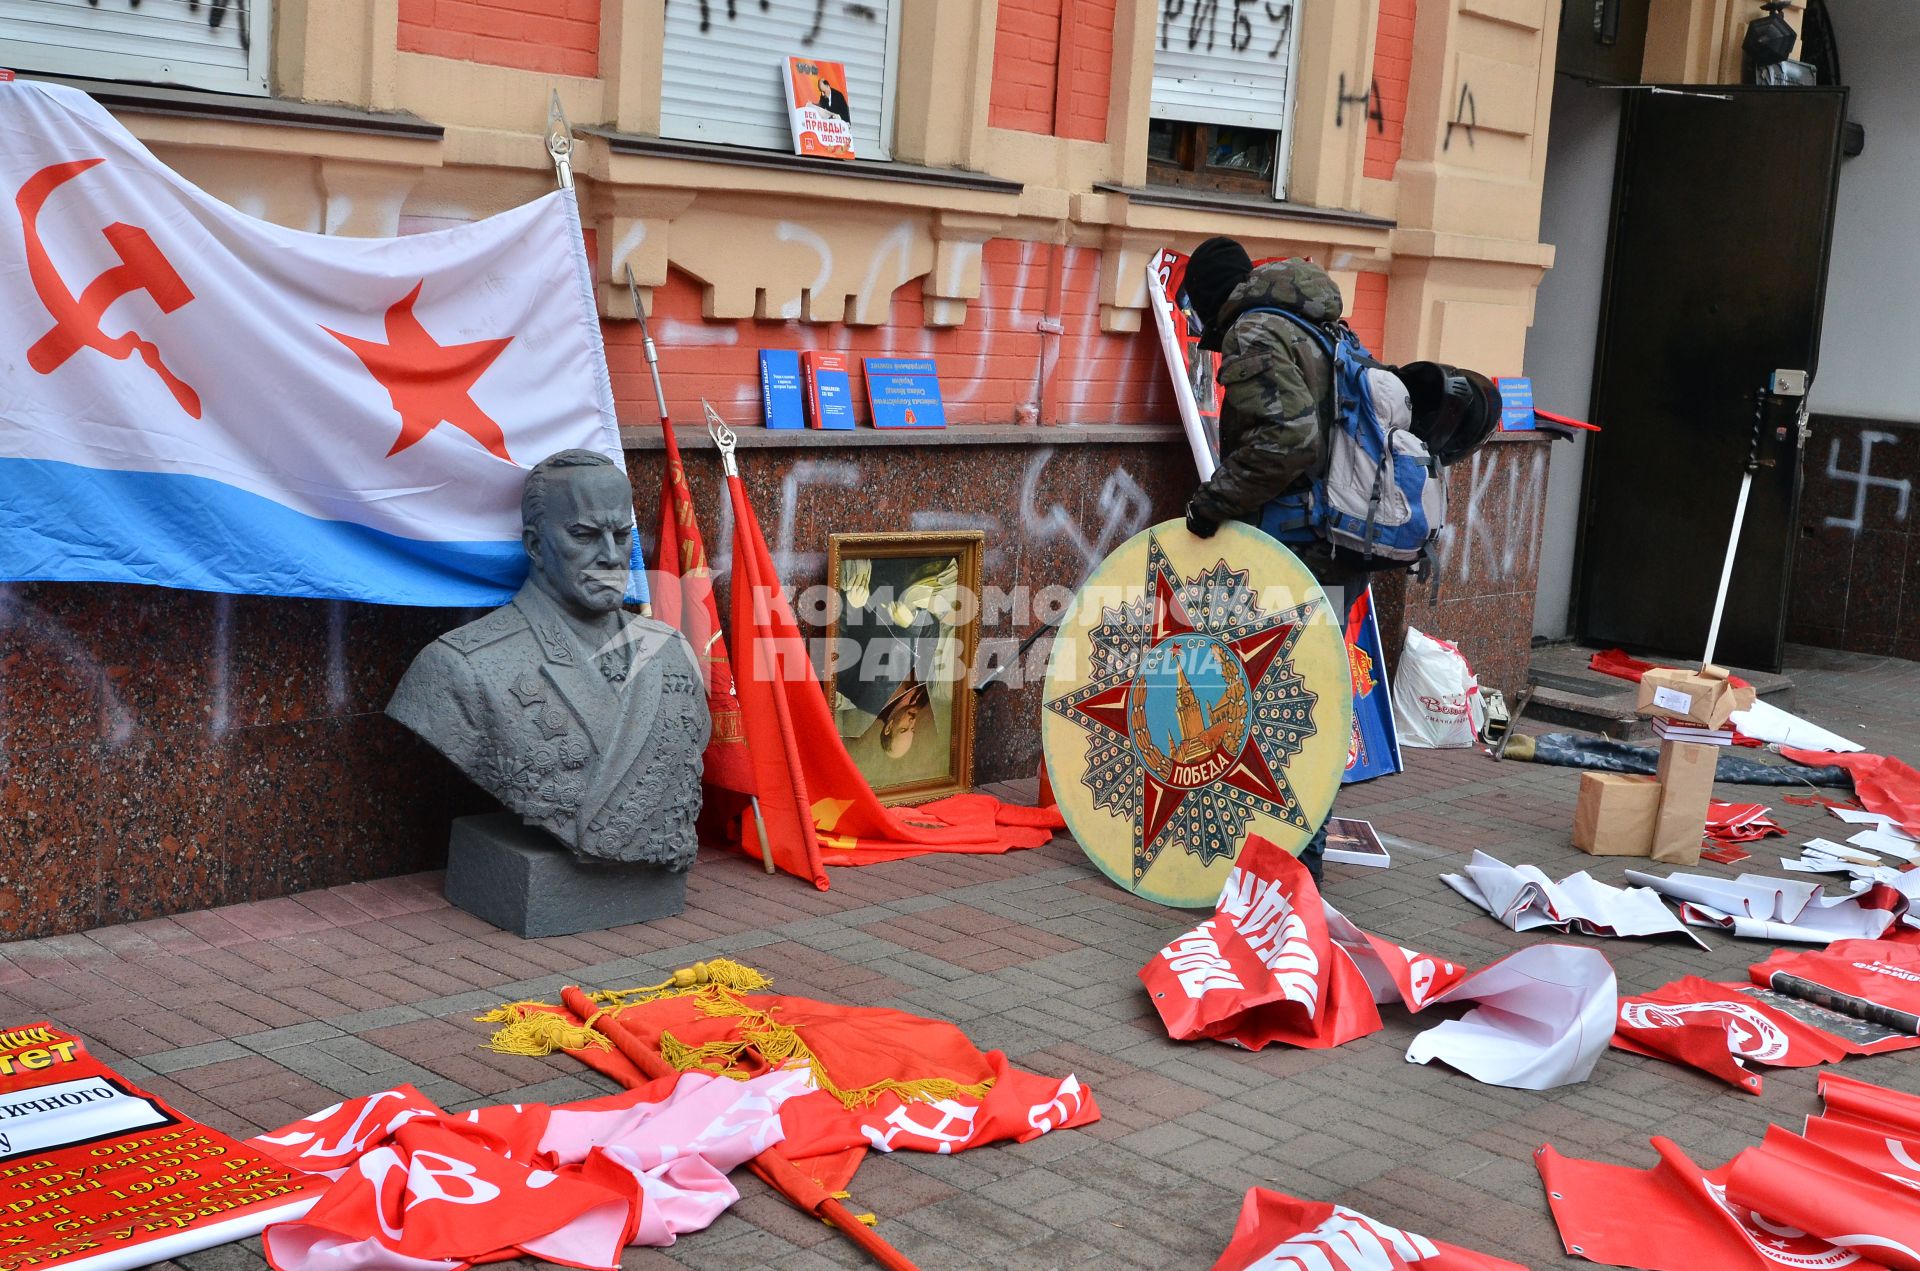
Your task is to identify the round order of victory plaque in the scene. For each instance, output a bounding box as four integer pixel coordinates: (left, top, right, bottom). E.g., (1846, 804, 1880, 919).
(1041, 520, 1352, 908)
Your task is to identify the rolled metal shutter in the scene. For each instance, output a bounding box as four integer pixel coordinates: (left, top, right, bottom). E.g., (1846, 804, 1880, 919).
(1150, 2, 1302, 130)
(0, 0, 270, 96)
(660, 0, 899, 160)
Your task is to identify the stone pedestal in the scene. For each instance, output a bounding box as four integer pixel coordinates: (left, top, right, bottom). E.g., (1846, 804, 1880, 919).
(445, 813, 688, 938)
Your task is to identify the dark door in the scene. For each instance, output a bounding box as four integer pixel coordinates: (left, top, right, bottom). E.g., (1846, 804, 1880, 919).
(1576, 87, 1846, 671)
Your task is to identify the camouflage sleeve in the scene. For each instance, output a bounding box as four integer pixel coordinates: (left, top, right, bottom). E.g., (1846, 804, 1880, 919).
(1189, 323, 1323, 525)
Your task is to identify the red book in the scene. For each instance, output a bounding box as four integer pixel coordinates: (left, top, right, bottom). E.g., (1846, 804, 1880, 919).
(801, 350, 855, 430)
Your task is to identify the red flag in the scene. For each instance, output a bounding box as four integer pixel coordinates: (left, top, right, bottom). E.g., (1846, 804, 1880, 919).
(723, 470, 1058, 888)
(1140, 838, 1616, 1088)
(1537, 1137, 1869, 1271)
(254, 1073, 803, 1271)
(1210, 1189, 1525, 1271)
(1751, 938, 1920, 1027)
(503, 975, 1099, 1202)
(1782, 748, 1920, 838)
(653, 423, 756, 795)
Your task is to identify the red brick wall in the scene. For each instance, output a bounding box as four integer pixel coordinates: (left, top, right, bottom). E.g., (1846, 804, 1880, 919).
(1347, 271, 1389, 353)
(608, 239, 1168, 427)
(989, 0, 1112, 142)
(397, 0, 599, 79)
(1365, 0, 1417, 179)
(1061, 0, 1115, 143)
(990, 0, 1063, 134)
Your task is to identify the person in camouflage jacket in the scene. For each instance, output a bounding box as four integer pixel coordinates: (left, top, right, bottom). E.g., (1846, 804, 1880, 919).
(1180, 237, 1345, 542)
(1178, 237, 1352, 882)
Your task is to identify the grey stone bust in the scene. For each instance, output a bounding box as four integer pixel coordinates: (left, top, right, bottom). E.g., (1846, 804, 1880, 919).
(387, 450, 710, 868)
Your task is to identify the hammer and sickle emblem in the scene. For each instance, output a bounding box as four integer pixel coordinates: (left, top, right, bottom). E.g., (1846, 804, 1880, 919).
(17, 157, 201, 417)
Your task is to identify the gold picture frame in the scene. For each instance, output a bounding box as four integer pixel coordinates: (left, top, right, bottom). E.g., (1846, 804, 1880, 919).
(822, 530, 984, 805)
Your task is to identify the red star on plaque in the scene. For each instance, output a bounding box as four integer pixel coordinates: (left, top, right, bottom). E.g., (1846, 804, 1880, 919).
(325, 281, 515, 461)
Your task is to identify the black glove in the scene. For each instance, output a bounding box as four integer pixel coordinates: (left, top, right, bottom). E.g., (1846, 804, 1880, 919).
(1185, 500, 1219, 539)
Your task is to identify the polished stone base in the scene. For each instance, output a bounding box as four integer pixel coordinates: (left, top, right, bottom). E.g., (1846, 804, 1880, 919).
(444, 813, 688, 938)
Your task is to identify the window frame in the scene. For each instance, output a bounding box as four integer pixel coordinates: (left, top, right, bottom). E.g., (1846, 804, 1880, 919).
(1147, 0, 1305, 201)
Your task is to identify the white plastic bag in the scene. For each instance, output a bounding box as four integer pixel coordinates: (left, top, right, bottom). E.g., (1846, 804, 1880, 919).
(1391, 627, 1486, 749)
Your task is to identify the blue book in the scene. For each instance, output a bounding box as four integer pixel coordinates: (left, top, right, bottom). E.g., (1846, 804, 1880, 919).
(802, 351, 856, 430)
(759, 350, 805, 429)
(862, 357, 947, 429)
(1497, 376, 1536, 431)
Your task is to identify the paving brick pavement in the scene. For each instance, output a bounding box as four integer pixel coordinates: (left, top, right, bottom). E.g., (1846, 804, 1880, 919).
(7, 644, 1919, 1269)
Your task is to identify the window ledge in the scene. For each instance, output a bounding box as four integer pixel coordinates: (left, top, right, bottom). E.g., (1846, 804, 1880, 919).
(621, 422, 1182, 452)
(1095, 183, 1395, 231)
(28, 74, 443, 141)
(582, 129, 1023, 196)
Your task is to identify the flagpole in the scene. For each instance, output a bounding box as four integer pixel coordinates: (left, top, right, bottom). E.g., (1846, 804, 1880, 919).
(628, 267, 777, 876)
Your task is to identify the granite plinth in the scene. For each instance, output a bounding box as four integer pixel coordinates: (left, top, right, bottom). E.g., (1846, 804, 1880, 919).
(444, 813, 688, 938)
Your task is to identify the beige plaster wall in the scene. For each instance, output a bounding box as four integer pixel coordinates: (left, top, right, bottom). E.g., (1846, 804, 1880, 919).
(118, 0, 1573, 388)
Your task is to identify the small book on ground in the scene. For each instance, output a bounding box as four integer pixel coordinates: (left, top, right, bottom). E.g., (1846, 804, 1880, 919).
(1324, 817, 1391, 868)
(784, 56, 856, 159)
(802, 350, 856, 430)
(759, 349, 804, 429)
(863, 357, 947, 428)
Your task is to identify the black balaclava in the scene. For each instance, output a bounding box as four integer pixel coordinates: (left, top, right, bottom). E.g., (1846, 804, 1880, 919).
(1183, 236, 1253, 349)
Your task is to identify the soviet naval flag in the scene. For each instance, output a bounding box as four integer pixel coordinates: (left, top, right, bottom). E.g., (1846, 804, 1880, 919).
(0, 81, 631, 606)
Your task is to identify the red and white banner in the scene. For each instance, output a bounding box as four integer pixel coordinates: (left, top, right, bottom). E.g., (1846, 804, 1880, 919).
(1140, 838, 1616, 1089)
(0, 1022, 326, 1271)
(1613, 939, 1920, 1093)
(1624, 868, 1918, 943)
(1541, 1073, 1920, 1271)
(1210, 1188, 1526, 1271)
(251, 1070, 806, 1271)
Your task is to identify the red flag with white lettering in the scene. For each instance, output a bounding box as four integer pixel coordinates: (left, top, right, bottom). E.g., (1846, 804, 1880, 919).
(1210, 1188, 1527, 1271)
(252, 1072, 804, 1271)
(1614, 973, 1920, 1094)
(1140, 837, 1616, 1089)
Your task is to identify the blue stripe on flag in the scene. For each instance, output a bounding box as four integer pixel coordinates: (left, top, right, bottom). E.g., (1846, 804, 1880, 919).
(0, 458, 527, 607)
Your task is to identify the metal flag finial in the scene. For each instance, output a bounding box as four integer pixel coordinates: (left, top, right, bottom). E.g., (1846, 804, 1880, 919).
(546, 89, 574, 190)
(703, 400, 739, 477)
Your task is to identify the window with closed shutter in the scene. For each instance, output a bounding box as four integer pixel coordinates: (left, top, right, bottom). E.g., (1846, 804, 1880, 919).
(1150, 1, 1303, 197)
(660, 0, 900, 160)
(0, 0, 270, 96)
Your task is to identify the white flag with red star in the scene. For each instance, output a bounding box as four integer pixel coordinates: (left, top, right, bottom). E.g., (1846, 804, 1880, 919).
(0, 80, 628, 605)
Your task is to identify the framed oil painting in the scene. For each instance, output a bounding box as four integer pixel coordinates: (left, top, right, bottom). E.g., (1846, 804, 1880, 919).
(822, 530, 983, 805)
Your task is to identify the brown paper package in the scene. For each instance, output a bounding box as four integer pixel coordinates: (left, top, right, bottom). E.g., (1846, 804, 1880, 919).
(1572, 772, 1660, 856)
(1650, 739, 1717, 865)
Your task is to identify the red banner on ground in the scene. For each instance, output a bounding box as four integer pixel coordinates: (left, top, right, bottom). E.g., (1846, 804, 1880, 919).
(1540, 1073, 1920, 1271)
(0, 1022, 324, 1271)
(1139, 838, 1616, 1089)
(1210, 1188, 1525, 1271)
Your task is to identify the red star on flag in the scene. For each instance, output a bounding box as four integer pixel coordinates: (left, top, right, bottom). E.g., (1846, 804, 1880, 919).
(325, 281, 515, 461)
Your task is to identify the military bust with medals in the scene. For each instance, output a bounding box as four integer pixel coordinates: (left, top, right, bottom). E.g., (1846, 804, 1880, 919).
(387, 450, 710, 869)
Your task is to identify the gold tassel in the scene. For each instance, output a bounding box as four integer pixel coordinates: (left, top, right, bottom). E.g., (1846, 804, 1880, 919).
(475, 958, 772, 1056)
(657, 988, 995, 1110)
(474, 1003, 613, 1057)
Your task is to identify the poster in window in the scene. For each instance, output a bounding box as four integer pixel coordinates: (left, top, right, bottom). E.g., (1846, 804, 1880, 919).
(823, 532, 982, 803)
(785, 56, 857, 159)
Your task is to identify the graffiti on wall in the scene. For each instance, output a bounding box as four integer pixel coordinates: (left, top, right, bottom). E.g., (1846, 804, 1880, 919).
(629, 239, 1167, 429)
(1159, 0, 1295, 57)
(1431, 445, 1549, 589)
(75, 0, 251, 50)
(1823, 430, 1911, 535)
(669, 0, 878, 46)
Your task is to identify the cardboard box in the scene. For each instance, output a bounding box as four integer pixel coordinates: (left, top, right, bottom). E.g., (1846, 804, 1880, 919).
(1572, 772, 1660, 856)
(1635, 664, 1756, 729)
(1651, 739, 1717, 864)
